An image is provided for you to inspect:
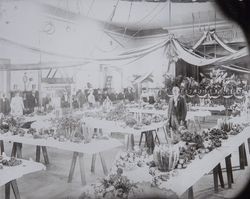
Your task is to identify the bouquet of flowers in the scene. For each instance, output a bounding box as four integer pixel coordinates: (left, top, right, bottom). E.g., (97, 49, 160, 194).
(80, 168, 137, 199)
(153, 144, 179, 172)
(56, 116, 82, 141)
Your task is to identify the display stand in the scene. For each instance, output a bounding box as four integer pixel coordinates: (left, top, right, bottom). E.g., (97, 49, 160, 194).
(0, 140, 4, 154)
(238, 143, 248, 169)
(10, 143, 50, 165)
(225, 154, 234, 188)
(68, 152, 108, 185)
(5, 180, 20, 199)
(36, 146, 50, 165)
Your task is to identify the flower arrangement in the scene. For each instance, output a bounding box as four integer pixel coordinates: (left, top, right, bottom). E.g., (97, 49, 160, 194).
(153, 144, 179, 172)
(80, 168, 137, 199)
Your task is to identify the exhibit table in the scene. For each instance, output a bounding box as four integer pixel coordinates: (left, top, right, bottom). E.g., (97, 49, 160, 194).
(0, 134, 122, 185)
(190, 106, 225, 112)
(82, 117, 166, 135)
(0, 157, 45, 199)
(122, 125, 250, 198)
(128, 108, 211, 128)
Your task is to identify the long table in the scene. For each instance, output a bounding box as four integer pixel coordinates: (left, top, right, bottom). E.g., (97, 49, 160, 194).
(82, 117, 166, 135)
(0, 157, 45, 199)
(0, 134, 122, 185)
(0, 134, 122, 155)
(190, 106, 225, 112)
(122, 125, 250, 197)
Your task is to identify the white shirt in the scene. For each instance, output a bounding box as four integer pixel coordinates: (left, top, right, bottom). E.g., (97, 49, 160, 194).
(88, 94, 95, 104)
(10, 96, 24, 116)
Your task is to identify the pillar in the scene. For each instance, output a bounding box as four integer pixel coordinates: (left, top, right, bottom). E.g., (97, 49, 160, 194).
(38, 70, 42, 107)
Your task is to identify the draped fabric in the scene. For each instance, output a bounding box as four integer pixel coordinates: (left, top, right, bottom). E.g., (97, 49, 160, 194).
(0, 31, 249, 72)
(211, 32, 238, 53)
(133, 70, 154, 85)
(172, 39, 250, 73)
(192, 31, 208, 50)
(172, 39, 221, 66)
(192, 30, 238, 54)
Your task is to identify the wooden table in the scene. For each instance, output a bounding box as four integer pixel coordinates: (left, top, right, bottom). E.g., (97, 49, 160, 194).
(0, 157, 45, 199)
(121, 125, 250, 198)
(0, 134, 122, 186)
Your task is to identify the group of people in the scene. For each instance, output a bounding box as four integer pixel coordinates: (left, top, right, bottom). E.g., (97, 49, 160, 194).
(0, 91, 39, 117)
(68, 87, 137, 109)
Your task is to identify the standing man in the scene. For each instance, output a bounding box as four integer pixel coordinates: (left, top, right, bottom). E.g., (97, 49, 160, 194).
(168, 86, 187, 131)
(28, 91, 37, 113)
(0, 93, 11, 115)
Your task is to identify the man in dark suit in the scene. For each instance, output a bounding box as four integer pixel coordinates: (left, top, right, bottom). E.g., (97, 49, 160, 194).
(0, 93, 11, 115)
(168, 86, 187, 130)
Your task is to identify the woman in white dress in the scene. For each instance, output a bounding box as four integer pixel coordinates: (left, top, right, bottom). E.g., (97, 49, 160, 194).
(10, 92, 25, 116)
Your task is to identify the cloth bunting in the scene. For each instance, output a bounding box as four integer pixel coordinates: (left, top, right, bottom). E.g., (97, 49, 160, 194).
(223, 95, 234, 99)
(197, 94, 208, 98)
(234, 95, 244, 100)
(192, 31, 208, 50)
(211, 32, 238, 54)
(172, 39, 250, 69)
(210, 95, 222, 99)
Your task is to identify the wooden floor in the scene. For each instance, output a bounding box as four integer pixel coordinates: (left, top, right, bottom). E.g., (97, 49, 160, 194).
(0, 115, 249, 199)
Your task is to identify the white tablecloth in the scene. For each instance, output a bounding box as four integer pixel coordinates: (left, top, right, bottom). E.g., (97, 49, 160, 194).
(123, 125, 250, 197)
(0, 134, 122, 155)
(0, 158, 45, 187)
(186, 111, 211, 120)
(82, 117, 166, 135)
(190, 106, 225, 112)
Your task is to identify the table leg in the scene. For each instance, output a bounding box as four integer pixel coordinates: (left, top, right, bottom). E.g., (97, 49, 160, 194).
(242, 143, 248, 166)
(78, 153, 86, 186)
(99, 152, 108, 175)
(139, 132, 144, 146)
(0, 140, 4, 155)
(239, 144, 245, 170)
(41, 146, 49, 165)
(68, 152, 78, 183)
(213, 165, 219, 193)
(91, 154, 97, 173)
(154, 130, 160, 145)
(247, 138, 250, 154)
(10, 180, 21, 199)
(36, 146, 41, 162)
(5, 182, 10, 199)
(187, 186, 194, 199)
(225, 155, 233, 188)
(217, 164, 225, 188)
(16, 143, 22, 159)
(11, 143, 17, 157)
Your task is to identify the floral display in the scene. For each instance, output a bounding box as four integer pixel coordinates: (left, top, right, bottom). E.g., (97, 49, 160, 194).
(80, 168, 137, 199)
(105, 104, 127, 121)
(153, 144, 179, 172)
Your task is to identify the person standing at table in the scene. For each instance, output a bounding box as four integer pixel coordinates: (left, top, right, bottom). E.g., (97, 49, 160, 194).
(27, 91, 37, 113)
(10, 91, 25, 116)
(168, 86, 187, 131)
(0, 93, 11, 115)
(87, 89, 96, 108)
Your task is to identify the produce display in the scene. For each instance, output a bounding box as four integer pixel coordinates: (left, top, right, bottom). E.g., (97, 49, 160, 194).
(0, 156, 22, 168)
(0, 114, 109, 144)
(80, 168, 137, 199)
(114, 147, 149, 171)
